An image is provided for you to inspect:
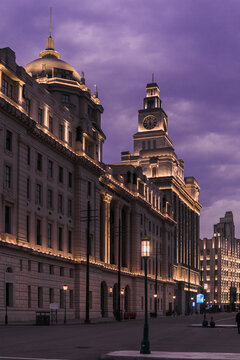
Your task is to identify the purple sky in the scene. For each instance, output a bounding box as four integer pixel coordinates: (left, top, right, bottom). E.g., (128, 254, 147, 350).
(1, 0, 240, 238)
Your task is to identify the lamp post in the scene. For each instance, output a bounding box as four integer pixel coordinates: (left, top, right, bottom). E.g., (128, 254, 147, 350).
(121, 288, 125, 316)
(63, 285, 68, 324)
(140, 237, 151, 355)
(85, 200, 91, 324)
(173, 295, 176, 314)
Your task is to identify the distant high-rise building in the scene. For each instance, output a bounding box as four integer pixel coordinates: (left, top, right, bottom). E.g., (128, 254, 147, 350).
(200, 211, 240, 310)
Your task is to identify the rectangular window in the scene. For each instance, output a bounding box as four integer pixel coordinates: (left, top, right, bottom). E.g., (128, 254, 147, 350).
(68, 131, 72, 147)
(62, 94, 69, 104)
(28, 260, 31, 271)
(38, 262, 43, 273)
(59, 124, 64, 140)
(48, 160, 53, 177)
(142, 141, 145, 150)
(38, 108, 43, 125)
(58, 194, 63, 213)
(47, 223, 52, 248)
(2, 79, 8, 96)
(5, 206, 11, 233)
(47, 189, 53, 209)
(60, 266, 64, 276)
(27, 179, 30, 200)
(58, 166, 63, 183)
(58, 227, 63, 251)
(38, 287, 43, 308)
(5, 165, 11, 188)
(36, 184, 42, 205)
(68, 199, 72, 217)
(20, 259, 23, 271)
(88, 181, 91, 196)
(27, 146, 31, 165)
(36, 219, 42, 245)
(49, 288, 54, 303)
(68, 230, 72, 253)
(153, 140, 156, 149)
(28, 285, 31, 308)
(6, 130, 12, 151)
(69, 290, 74, 308)
(49, 116, 53, 133)
(148, 140, 151, 149)
(49, 265, 54, 275)
(68, 172, 72, 188)
(60, 289, 64, 308)
(26, 99, 31, 115)
(26, 215, 30, 242)
(69, 268, 74, 278)
(37, 153, 42, 171)
(9, 84, 13, 99)
(6, 283, 13, 307)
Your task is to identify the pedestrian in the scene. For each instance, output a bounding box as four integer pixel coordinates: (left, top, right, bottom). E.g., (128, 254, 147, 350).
(235, 311, 240, 334)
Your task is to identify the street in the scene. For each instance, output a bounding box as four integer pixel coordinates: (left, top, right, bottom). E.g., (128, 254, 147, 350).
(0, 313, 239, 360)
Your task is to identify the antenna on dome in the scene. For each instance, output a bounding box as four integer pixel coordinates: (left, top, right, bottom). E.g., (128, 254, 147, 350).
(49, 7, 52, 37)
(152, 73, 154, 83)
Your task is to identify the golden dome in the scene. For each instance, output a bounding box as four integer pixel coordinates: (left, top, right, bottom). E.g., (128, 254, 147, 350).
(25, 35, 81, 83)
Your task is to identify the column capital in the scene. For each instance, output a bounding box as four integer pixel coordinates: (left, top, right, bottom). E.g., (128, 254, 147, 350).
(101, 192, 112, 204)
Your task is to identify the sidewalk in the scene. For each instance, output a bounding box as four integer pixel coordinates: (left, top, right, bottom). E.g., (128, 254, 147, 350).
(101, 350, 240, 359)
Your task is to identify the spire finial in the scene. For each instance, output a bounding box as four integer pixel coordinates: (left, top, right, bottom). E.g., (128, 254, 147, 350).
(49, 7, 52, 37)
(152, 73, 154, 83)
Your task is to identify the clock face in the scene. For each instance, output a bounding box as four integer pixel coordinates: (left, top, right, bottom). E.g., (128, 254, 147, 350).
(143, 115, 157, 130)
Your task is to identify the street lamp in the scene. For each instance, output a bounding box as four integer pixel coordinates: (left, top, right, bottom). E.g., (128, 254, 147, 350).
(121, 288, 125, 315)
(63, 285, 68, 324)
(140, 237, 151, 355)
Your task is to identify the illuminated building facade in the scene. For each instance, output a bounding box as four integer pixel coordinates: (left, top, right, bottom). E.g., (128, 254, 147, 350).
(0, 33, 176, 322)
(200, 212, 240, 309)
(120, 82, 201, 314)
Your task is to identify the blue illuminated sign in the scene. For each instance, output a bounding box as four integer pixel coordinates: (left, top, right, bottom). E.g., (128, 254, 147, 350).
(196, 294, 204, 304)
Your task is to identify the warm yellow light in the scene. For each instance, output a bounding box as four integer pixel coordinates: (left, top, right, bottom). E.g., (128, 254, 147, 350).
(173, 295, 176, 300)
(109, 287, 113, 294)
(63, 285, 68, 291)
(204, 283, 208, 290)
(141, 238, 150, 258)
(153, 294, 158, 298)
(121, 288, 125, 296)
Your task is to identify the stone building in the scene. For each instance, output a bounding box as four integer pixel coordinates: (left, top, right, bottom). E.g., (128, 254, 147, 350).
(200, 212, 240, 310)
(0, 32, 176, 322)
(120, 82, 201, 314)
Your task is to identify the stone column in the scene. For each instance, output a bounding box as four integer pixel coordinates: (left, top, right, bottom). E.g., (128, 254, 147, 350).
(18, 83, 23, 106)
(125, 207, 130, 269)
(0, 69, 2, 91)
(114, 200, 120, 266)
(102, 193, 112, 264)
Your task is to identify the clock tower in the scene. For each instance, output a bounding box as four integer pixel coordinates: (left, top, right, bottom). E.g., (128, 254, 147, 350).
(133, 82, 172, 157)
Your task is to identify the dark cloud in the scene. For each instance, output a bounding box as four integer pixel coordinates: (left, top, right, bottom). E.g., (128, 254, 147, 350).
(1, 0, 240, 238)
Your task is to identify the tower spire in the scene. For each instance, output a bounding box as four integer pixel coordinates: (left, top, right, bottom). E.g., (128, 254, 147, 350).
(46, 7, 54, 50)
(152, 73, 154, 83)
(40, 8, 60, 59)
(49, 7, 52, 37)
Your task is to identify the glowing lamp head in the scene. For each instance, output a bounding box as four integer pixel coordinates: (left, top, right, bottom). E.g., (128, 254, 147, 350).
(109, 287, 113, 294)
(173, 295, 176, 300)
(62, 285, 68, 291)
(153, 293, 158, 298)
(141, 238, 151, 258)
(121, 289, 125, 296)
(204, 283, 208, 290)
